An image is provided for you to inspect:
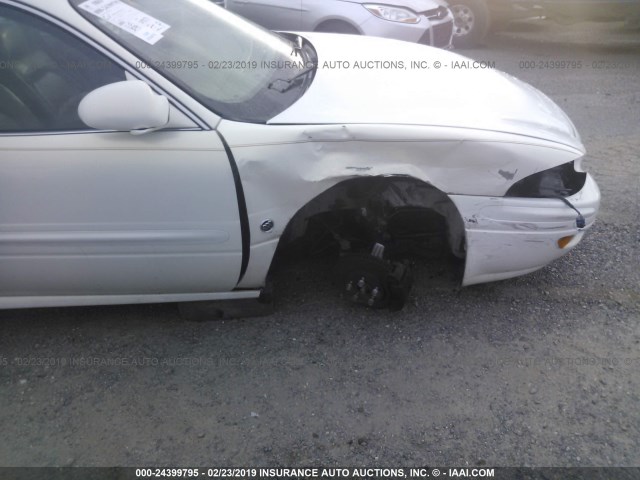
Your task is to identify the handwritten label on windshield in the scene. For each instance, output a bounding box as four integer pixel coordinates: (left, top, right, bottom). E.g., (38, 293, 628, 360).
(78, 0, 170, 45)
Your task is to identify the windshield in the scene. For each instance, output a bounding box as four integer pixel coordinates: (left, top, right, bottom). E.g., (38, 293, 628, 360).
(70, 0, 316, 122)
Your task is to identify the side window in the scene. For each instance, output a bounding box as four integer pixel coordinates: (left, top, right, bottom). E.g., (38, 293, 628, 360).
(0, 6, 126, 132)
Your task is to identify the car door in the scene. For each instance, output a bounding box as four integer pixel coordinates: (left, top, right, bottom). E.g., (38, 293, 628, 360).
(0, 5, 243, 301)
(226, 0, 303, 31)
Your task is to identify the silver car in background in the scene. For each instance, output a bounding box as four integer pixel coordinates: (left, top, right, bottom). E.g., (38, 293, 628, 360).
(222, 0, 455, 48)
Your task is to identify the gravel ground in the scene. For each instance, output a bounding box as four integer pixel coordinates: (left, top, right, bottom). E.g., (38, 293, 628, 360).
(0, 19, 638, 468)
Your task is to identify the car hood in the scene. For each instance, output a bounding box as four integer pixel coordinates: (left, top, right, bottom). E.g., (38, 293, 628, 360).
(268, 33, 582, 149)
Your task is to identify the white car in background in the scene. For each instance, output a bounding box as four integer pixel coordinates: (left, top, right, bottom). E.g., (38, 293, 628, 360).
(223, 0, 455, 48)
(0, 0, 599, 313)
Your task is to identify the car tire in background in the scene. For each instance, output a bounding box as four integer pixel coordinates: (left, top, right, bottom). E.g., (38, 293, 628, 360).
(450, 0, 490, 47)
(315, 20, 360, 34)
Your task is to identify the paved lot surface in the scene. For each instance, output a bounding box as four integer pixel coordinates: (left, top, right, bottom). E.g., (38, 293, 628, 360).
(0, 19, 638, 468)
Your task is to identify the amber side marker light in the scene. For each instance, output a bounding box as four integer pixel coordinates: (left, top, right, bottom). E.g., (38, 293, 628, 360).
(558, 236, 575, 249)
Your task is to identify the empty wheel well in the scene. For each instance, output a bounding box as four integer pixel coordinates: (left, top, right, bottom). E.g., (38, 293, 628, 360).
(273, 176, 466, 263)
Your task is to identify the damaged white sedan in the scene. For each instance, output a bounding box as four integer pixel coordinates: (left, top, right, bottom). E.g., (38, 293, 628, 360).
(0, 0, 599, 312)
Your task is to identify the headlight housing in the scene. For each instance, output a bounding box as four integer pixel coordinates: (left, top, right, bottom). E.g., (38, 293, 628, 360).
(505, 161, 587, 198)
(363, 4, 421, 24)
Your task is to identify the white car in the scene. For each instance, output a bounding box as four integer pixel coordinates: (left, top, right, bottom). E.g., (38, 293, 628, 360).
(0, 0, 599, 312)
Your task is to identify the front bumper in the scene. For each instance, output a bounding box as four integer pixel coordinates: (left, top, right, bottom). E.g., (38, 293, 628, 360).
(450, 174, 600, 286)
(418, 16, 455, 48)
(359, 11, 454, 48)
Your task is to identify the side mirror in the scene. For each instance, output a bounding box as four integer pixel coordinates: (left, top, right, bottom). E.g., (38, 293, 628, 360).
(78, 80, 170, 134)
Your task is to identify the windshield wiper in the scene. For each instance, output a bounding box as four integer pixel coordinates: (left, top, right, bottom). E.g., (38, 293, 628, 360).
(267, 34, 317, 93)
(268, 63, 317, 93)
(275, 32, 303, 57)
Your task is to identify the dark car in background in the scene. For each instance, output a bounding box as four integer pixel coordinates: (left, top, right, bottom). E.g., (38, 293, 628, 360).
(448, 0, 541, 46)
(220, 0, 455, 48)
(449, 0, 640, 47)
(542, 0, 640, 23)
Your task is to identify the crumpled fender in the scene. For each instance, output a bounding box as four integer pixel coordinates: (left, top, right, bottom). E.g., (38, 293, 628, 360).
(218, 120, 584, 288)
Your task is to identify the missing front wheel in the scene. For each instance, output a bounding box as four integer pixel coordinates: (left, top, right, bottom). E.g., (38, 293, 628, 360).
(334, 252, 413, 311)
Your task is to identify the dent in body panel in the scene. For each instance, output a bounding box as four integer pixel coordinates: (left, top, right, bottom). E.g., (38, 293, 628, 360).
(451, 174, 599, 285)
(219, 121, 584, 289)
(498, 169, 518, 180)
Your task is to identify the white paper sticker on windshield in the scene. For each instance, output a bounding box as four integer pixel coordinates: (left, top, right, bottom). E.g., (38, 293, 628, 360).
(78, 0, 170, 45)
